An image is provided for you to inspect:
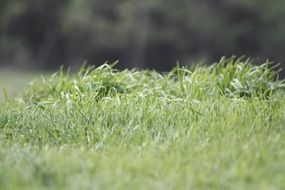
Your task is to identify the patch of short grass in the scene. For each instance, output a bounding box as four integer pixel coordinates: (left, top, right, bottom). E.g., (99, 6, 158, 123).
(0, 69, 41, 101)
(0, 57, 285, 190)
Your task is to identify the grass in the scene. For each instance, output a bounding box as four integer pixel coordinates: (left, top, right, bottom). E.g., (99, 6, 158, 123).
(0, 57, 285, 190)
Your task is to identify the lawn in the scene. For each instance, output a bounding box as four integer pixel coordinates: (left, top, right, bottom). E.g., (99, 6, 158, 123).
(0, 57, 285, 190)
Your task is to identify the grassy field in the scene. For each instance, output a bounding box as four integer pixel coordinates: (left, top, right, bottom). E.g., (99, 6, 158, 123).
(0, 69, 41, 101)
(0, 57, 285, 190)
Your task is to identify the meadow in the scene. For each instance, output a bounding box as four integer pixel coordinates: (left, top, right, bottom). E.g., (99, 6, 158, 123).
(0, 69, 41, 101)
(0, 57, 285, 190)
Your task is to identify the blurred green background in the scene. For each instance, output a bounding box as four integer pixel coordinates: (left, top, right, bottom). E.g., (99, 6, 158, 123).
(0, 0, 285, 73)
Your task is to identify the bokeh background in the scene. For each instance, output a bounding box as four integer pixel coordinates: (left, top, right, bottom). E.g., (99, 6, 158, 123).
(1, 0, 285, 74)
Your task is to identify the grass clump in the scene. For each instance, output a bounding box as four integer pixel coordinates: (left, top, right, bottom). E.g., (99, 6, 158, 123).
(23, 57, 285, 105)
(212, 57, 284, 97)
(0, 57, 285, 190)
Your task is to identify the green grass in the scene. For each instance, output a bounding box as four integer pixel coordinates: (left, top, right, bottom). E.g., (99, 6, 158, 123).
(0, 57, 285, 190)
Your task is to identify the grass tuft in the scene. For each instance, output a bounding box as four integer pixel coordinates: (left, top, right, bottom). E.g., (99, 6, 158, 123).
(212, 56, 284, 98)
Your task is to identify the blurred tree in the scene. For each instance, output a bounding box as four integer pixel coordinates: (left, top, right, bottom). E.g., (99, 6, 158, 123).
(0, 0, 285, 73)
